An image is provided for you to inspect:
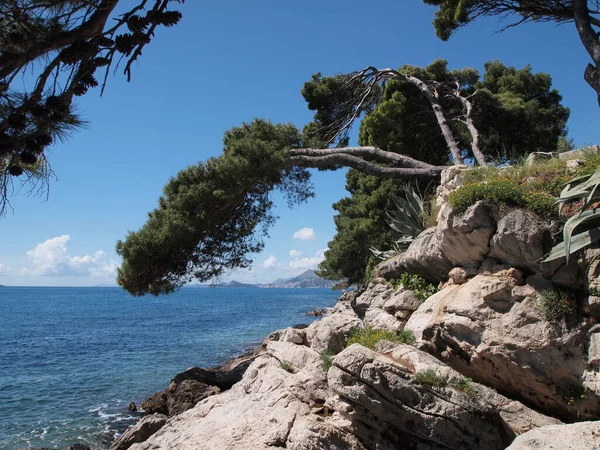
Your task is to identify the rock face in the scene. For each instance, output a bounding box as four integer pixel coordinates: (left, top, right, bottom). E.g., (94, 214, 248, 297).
(505, 421, 600, 449)
(141, 349, 259, 416)
(110, 414, 167, 450)
(129, 338, 560, 450)
(406, 274, 598, 420)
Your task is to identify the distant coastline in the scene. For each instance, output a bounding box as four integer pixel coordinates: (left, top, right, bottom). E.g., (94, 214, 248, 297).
(202, 269, 338, 289)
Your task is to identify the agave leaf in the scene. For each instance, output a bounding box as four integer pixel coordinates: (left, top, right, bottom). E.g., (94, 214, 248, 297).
(560, 174, 591, 198)
(563, 207, 600, 259)
(543, 227, 600, 263)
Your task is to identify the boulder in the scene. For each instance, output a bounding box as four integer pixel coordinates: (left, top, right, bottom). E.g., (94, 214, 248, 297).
(436, 201, 496, 267)
(526, 151, 558, 165)
(363, 308, 403, 332)
(377, 227, 454, 282)
(382, 289, 421, 319)
(406, 275, 598, 420)
(110, 414, 168, 450)
(505, 421, 600, 449)
(141, 350, 259, 416)
(304, 300, 361, 353)
(354, 282, 396, 314)
(128, 342, 338, 450)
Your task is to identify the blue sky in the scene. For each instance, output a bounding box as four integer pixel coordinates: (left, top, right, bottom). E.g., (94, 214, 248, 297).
(2, 0, 600, 287)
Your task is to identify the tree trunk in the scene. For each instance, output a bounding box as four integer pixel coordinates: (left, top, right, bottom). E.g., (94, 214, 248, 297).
(573, 0, 600, 103)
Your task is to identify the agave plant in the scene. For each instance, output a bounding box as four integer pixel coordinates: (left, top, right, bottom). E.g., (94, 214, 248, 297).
(371, 183, 425, 260)
(544, 166, 600, 263)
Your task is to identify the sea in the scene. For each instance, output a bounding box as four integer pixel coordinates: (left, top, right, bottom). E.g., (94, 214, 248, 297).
(0, 286, 340, 449)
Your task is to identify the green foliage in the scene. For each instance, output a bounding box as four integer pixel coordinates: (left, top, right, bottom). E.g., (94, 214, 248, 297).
(317, 173, 408, 285)
(320, 349, 334, 372)
(544, 165, 600, 263)
(280, 361, 295, 373)
(371, 183, 426, 259)
(360, 59, 569, 164)
(537, 289, 576, 322)
(316, 59, 568, 285)
(116, 119, 313, 296)
(589, 286, 600, 297)
(390, 273, 438, 302)
(448, 180, 557, 218)
(0, 1, 182, 213)
(448, 378, 477, 399)
(346, 326, 416, 350)
(414, 369, 476, 399)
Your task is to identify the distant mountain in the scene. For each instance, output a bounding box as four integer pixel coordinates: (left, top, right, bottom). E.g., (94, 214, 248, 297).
(269, 276, 293, 285)
(260, 270, 336, 289)
(215, 280, 259, 288)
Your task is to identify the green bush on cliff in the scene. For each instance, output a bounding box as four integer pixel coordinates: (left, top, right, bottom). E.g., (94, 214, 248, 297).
(448, 181, 557, 218)
(389, 273, 438, 302)
(449, 155, 600, 219)
(320, 349, 334, 372)
(537, 289, 576, 322)
(346, 326, 416, 350)
(414, 370, 476, 399)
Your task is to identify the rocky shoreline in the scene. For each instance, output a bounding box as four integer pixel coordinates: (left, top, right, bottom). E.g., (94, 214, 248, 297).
(43, 163, 600, 450)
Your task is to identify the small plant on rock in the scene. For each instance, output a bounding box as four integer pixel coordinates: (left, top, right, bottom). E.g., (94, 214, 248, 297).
(390, 273, 438, 302)
(448, 377, 477, 399)
(280, 361, 294, 373)
(346, 326, 416, 350)
(414, 370, 476, 399)
(320, 349, 334, 372)
(414, 369, 448, 388)
(537, 289, 575, 322)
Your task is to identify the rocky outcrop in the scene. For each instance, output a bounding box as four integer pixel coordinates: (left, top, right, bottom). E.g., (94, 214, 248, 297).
(129, 336, 560, 450)
(110, 414, 167, 450)
(114, 165, 600, 449)
(406, 274, 599, 420)
(141, 349, 260, 416)
(505, 421, 600, 449)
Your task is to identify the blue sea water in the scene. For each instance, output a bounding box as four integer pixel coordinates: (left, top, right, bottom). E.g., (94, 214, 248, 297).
(0, 286, 340, 449)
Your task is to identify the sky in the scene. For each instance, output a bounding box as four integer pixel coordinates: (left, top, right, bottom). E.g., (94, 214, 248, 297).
(2, 0, 600, 287)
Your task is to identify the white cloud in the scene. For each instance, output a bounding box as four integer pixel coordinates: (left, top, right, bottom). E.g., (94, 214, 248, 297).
(263, 255, 278, 269)
(288, 249, 326, 271)
(292, 227, 316, 241)
(25, 235, 118, 277)
(289, 249, 302, 257)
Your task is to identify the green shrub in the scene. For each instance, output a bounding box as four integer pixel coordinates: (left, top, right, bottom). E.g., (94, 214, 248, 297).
(589, 286, 600, 297)
(320, 349, 334, 372)
(414, 370, 476, 399)
(413, 369, 448, 388)
(390, 273, 438, 302)
(448, 377, 477, 399)
(448, 180, 557, 218)
(280, 361, 294, 373)
(449, 154, 600, 220)
(346, 326, 416, 350)
(537, 289, 575, 322)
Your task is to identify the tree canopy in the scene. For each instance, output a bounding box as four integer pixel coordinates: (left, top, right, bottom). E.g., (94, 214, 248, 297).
(116, 59, 569, 295)
(316, 60, 569, 285)
(0, 0, 183, 214)
(423, 0, 600, 102)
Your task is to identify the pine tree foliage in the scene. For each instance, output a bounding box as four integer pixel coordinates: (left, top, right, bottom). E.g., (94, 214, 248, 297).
(423, 0, 600, 103)
(0, 0, 184, 214)
(116, 120, 313, 296)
